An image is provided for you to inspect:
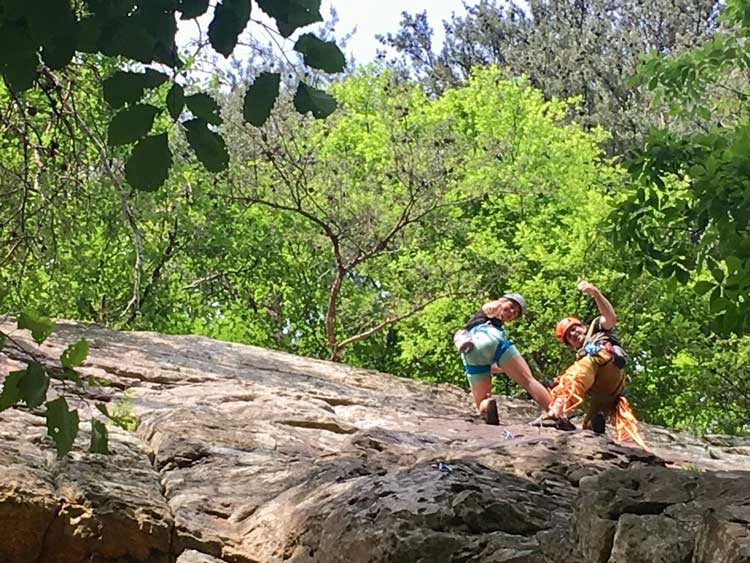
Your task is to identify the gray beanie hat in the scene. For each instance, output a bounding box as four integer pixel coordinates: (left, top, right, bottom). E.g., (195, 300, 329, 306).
(502, 293, 527, 315)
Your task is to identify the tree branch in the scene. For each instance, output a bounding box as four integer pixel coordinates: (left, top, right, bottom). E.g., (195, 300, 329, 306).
(334, 292, 453, 354)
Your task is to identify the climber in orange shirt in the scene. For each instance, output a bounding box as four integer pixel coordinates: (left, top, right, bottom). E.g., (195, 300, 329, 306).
(541, 280, 647, 450)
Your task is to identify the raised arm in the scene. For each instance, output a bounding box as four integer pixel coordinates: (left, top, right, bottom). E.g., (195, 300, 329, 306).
(577, 280, 617, 330)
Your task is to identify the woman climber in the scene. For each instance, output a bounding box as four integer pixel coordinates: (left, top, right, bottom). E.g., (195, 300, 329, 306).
(454, 293, 552, 425)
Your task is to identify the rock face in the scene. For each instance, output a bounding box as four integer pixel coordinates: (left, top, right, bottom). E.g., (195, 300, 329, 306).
(1, 318, 749, 563)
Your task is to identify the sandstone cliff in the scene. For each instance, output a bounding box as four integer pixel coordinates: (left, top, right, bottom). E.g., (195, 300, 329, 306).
(1, 319, 749, 563)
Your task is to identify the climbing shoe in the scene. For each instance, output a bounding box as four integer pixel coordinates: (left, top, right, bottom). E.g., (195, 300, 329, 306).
(554, 417, 576, 432)
(591, 412, 606, 434)
(529, 413, 576, 431)
(483, 398, 499, 425)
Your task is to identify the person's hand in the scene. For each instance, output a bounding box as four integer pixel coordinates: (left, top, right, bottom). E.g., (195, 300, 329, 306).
(577, 280, 599, 295)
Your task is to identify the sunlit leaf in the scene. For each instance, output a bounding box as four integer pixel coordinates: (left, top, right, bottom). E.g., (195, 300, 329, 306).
(18, 310, 53, 344)
(61, 338, 89, 368)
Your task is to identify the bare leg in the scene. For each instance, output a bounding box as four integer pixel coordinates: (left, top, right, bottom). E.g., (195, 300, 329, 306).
(500, 354, 552, 411)
(470, 377, 493, 414)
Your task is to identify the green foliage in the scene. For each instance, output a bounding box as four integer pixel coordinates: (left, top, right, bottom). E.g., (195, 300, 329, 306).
(184, 119, 229, 172)
(294, 33, 346, 73)
(102, 70, 169, 109)
(61, 338, 89, 368)
(2, 46, 749, 439)
(96, 392, 138, 431)
(179, 0, 211, 19)
(381, 0, 722, 154)
(17, 311, 53, 344)
(243, 72, 281, 126)
(256, 0, 323, 38)
(208, 0, 251, 57)
(125, 134, 174, 192)
(18, 362, 48, 408)
(45, 397, 79, 458)
(0, 314, 123, 455)
(616, 4, 750, 336)
(90, 419, 110, 454)
(0, 371, 23, 411)
(166, 83, 185, 121)
(185, 94, 223, 126)
(0, 0, 345, 190)
(107, 104, 160, 147)
(292, 81, 337, 118)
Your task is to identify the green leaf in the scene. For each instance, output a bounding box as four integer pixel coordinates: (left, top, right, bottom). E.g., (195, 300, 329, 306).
(45, 397, 79, 458)
(1, 50, 39, 92)
(256, 0, 322, 38)
(18, 310, 53, 344)
(185, 93, 222, 125)
(0, 21, 39, 91)
(710, 264, 725, 283)
(41, 32, 76, 70)
(95, 402, 110, 417)
(243, 72, 280, 126)
(105, 18, 157, 63)
(61, 338, 89, 368)
(18, 363, 48, 408)
(208, 0, 251, 57)
(725, 255, 743, 273)
(26, 0, 77, 70)
(179, 0, 210, 18)
(675, 265, 690, 284)
(143, 69, 169, 89)
(166, 83, 185, 121)
(0, 371, 23, 412)
(710, 296, 730, 314)
(107, 104, 160, 147)
(62, 367, 83, 386)
(694, 281, 714, 295)
(0, 334, 4, 351)
(293, 81, 336, 119)
(76, 15, 101, 52)
(1, 0, 27, 20)
(125, 134, 173, 191)
(185, 119, 229, 173)
(293, 33, 345, 73)
(90, 419, 110, 454)
(25, 0, 76, 42)
(102, 70, 168, 109)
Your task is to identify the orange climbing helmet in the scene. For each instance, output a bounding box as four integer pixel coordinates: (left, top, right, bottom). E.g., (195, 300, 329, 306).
(555, 317, 582, 343)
